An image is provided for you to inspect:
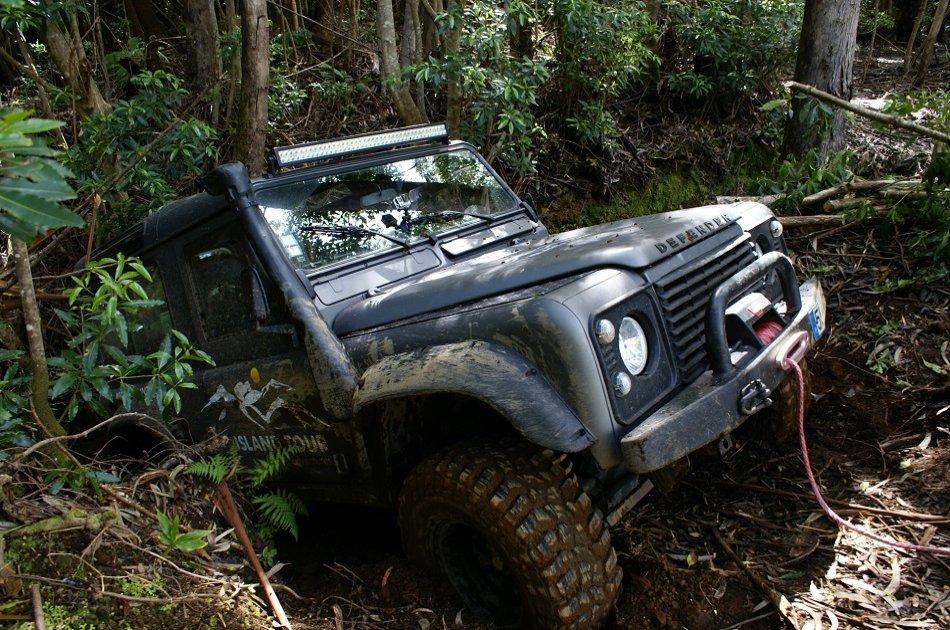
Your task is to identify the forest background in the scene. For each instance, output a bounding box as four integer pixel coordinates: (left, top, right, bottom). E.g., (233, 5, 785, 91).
(0, 0, 949, 628)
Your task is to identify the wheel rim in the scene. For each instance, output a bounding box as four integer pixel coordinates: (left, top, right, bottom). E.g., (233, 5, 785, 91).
(436, 521, 523, 626)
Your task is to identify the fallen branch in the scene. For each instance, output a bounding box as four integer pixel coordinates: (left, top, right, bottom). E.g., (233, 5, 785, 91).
(779, 215, 846, 228)
(785, 81, 950, 145)
(212, 481, 293, 630)
(709, 526, 804, 629)
(801, 179, 920, 207)
(1, 509, 119, 539)
(14, 573, 227, 603)
(823, 198, 883, 212)
(14, 413, 158, 462)
(30, 584, 45, 630)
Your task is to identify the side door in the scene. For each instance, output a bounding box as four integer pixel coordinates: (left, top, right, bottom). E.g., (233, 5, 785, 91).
(173, 215, 366, 491)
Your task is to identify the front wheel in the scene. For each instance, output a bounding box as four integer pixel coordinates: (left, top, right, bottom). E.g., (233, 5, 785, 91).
(398, 440, 621, 629)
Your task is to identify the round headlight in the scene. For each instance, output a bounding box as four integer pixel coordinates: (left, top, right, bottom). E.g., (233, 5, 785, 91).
(618, 316, 649, 375)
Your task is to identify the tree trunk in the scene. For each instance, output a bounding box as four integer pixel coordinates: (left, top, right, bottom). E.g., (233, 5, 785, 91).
(445, 0, 464, 137)
(184, 0, 221, 113)
(222, 0, 242, 131)
(233, 0, 270, 176)
(12, 239, 67, 443)
(781, 0, 861, 159)
(12, 27, 64, 144)
(43, 11, 111, 117)
(913, 0, 950, 85)
(123, 0, 164, 40)
(507, 0, 533, 59)
(902, 0, 929, 74)
(377, 0, 423, 125)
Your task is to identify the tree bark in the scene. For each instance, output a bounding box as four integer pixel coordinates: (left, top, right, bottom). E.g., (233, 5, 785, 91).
(377, 0, 423, 125)
(12, 238, 67, 442)
(11, 27, 64, 145)
(184, 0, 221, 113)
(781, 0, 861, 159)
(902, 0, 929, 73)
(43, 10, 111, 117)
(233, 0, 270, 176)
(913, 0, 950, 85)
(123, 0, 164, 40)
(445, 0, 463, 137)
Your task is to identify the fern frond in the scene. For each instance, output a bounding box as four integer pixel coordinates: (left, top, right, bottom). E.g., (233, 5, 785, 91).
(186, 446, 238, 483)
(252, 489, 308, 541)
(242, 446, 300, 488)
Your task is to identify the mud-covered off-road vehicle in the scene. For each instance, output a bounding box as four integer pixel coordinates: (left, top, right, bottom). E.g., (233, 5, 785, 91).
(106, 124, 826, 628)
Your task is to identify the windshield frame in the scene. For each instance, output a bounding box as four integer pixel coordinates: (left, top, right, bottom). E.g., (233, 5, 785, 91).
(252, 142, 531, 274)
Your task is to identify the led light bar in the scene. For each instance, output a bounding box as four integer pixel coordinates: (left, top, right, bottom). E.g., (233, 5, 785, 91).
(268, 123, 449, 172)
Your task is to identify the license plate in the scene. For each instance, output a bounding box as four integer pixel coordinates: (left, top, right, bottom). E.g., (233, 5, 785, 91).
(809, 306, 825, 341)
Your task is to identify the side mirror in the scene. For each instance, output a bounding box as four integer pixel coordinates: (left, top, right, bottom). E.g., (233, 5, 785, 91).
(520, 192, 539, 218)
(241, 268, 270, 321)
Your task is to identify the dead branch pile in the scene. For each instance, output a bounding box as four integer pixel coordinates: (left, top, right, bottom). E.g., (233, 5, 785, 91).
(801, 178, 929, 213)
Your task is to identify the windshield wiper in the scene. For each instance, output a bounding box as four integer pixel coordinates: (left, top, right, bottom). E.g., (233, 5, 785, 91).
(383, 210, 496, 234)
(300, 224, 410, 249)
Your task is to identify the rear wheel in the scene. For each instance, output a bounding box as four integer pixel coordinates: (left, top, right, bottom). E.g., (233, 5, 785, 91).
(398, 440, 621, 629)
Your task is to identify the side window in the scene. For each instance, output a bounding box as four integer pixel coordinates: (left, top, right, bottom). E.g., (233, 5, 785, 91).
(129, 267, 174, 353)
(186, 241, 255, 339)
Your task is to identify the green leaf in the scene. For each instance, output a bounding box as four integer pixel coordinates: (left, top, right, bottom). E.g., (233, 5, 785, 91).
(156, 509, 177, 543)
(86, 470, 121, 483)
(0, 348, 22, 362)
(2, 117, 64, 134)
(0, 173, 75, 202)
(923, 359, 947, 375)
(760, 98, 788, 112)
(50, 371, 77, 398)
(0, 213, 40, 241)
(0, 188, 83, 229)
(173, 530, 210, 552)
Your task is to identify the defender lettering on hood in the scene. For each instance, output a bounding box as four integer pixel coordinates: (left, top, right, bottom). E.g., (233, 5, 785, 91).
(653, 213, 735, 254)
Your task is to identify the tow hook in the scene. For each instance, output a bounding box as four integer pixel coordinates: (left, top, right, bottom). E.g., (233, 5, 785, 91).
(777, 331, 809, 370)
(739, 379, 772, 416)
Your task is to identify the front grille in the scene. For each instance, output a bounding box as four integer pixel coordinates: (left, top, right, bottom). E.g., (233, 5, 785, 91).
(654, 236, 756, 383)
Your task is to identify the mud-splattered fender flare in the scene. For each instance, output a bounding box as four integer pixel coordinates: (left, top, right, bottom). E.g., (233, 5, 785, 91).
(353, 340, 595, 453)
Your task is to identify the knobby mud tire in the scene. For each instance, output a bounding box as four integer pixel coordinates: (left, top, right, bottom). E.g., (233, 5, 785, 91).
(398, 440, 622, 629)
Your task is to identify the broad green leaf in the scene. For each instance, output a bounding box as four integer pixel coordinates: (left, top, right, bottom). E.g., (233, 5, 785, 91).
(0, 174, 74, 201)
(0, 188, 83, 229)
(50, 371, 78, 398)
(2, 117, 63, 135)
(173, 530, 210, 552)
(0, 213, 39, 241)
(0, 348, 23, 362)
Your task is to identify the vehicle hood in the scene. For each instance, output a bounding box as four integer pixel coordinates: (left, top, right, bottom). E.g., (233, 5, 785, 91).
(334, 204, 745, 335)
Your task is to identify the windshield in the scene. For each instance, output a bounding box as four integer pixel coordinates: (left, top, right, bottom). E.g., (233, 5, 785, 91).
(257, 148, 519, 269)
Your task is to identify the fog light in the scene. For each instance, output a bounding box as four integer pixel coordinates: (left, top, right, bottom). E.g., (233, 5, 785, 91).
(769, 220, 783, 238)
(595, 319, 616, 344)
(613, 372, 632, 397)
